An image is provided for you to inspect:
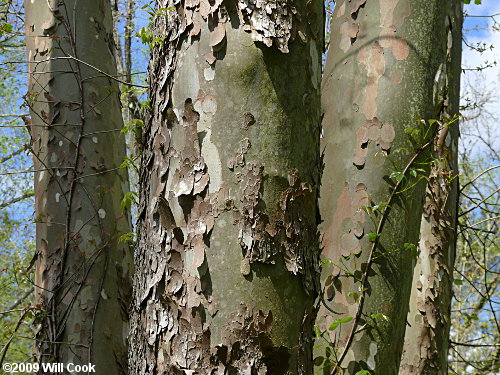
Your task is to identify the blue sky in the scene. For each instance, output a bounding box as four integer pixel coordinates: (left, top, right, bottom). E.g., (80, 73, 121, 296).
(461, 0, 500, 164)
(463, 0, 500, 76)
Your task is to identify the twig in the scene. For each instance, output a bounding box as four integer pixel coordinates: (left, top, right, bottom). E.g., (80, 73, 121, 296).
(332, 139, 433, 373)
(0, 191, 34, 209)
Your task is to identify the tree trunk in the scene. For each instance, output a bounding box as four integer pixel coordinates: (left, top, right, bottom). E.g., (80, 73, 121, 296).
(129, 1, 322, 374)
(315, 0, 463, 373)
(399, 2, 463, 373)
(25, 0, 133, 372)
(124, 0, 134, 87)
(112, 1, 125, 79)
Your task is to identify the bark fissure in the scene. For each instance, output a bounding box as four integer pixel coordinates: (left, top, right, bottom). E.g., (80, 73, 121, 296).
(130, 0, 322, 373)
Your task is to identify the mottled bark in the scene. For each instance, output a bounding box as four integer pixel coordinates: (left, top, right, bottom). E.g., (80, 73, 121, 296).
(399, 2, 463, 374)
(129, 1, 322, 374)
(25, 0, 133, 373)
(315, 0, 462, 373)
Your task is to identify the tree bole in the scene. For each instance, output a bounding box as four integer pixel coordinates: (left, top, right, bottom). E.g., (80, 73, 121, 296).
(129, 1, 323, 374)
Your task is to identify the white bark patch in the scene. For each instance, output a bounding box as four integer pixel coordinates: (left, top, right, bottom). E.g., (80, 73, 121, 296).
(367, 342, 378, 370)
(200, 129, 222, 192)
(92, 136, 98, 143)
(55, 193, 60, 203)
(172, 43, 201, 110)
(433, 62, 447, 107)
(201, 95, 217, 114)
(98, 209, 106, 219)
(100, 289, 108, 300)
(203, 66, 215, 81)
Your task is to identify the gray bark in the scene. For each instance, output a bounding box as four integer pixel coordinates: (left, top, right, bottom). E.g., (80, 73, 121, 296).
(129, 1, 323, 374)
(399, 1, 463, 373)
(25, 0, 133, 373)
(315, 0, 463, 373)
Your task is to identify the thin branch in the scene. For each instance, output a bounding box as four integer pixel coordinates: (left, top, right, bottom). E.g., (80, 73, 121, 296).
(0, 191, 34, 209)
(460, 164, 500, 192)
(3, 56, 148, 88)
(0, 144, 29, 164)
(332, 139, 434, 374)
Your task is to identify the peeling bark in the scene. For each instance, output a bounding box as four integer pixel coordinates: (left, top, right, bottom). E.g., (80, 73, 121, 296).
(25, 0, 134, 373)
(129, 0, 322, 374)
(316, 0, 462, 373)
(399, 2, 463, 374)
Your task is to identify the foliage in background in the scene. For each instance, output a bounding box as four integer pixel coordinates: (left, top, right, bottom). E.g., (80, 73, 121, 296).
(0, 0, 497, 371)
(0, 0, 35, 363)
(450, 74, 500, 374)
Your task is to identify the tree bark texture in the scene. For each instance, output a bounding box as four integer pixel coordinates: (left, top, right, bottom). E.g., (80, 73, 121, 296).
(129, 0, 322, 374)
(399, 1, 463, 373)
(25, 0, 133, 373)
(315, 0, 462, 373)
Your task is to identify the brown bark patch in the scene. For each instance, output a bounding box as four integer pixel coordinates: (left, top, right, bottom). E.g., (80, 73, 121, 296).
(358, 42, 385, 121)
(214, 303, 291, 374)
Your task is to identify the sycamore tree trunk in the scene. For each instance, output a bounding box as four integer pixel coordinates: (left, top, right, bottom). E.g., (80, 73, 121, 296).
(315, 0, 463, 373)
(25, 0, 133, 372)
(399, 2, 463, 373)
(129, 0, 322, 374)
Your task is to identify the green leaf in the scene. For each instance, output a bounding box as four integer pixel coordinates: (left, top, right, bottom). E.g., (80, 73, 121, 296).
(371, 313, 390, 321)
(1, 23, 13, 34)
(355, 371, 371, 375)
(389, 171, 405, 182)
(119, 232, 135, 244)
(313, 325, 323, 337)
(130, 119, 144, 128)
(453, 279, 463, 285)
(329, 316, 353, 331)
(120, 191, 138, 212)
(403, 242, 416, 251)
(313, 356, 325, 366)
(120, 155, 137, 170)
(328, 320, 340, 331)
(340, 316, 353, 323)
(137, 27, 153, 44)
(367, 233, 380, 242)
(348, 291, 359, 303)
(320, 258, 332, 265)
